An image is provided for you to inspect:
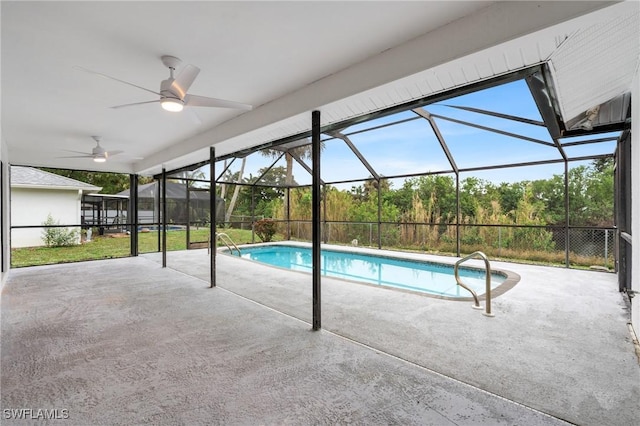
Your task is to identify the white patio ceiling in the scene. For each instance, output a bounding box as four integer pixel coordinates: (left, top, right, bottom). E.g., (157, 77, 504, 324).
(1, 1, 637, 176)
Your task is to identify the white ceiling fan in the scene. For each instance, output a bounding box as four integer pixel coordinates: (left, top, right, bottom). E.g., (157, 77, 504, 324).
(75, 55, 253, 112)
(59, 136, 125, 163)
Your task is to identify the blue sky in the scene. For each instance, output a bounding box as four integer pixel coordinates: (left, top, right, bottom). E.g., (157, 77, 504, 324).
(215, 78, 618, 189)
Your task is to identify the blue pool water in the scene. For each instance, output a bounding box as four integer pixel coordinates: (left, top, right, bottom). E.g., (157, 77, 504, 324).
(234, 245, 506, 298)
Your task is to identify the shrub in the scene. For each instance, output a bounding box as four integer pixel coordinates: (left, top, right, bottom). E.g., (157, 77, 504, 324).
(41, 214, 79, 247)
(254, 218, 277, 242)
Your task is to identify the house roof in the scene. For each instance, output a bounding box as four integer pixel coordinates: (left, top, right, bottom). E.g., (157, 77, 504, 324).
(11, 166, 102, 192)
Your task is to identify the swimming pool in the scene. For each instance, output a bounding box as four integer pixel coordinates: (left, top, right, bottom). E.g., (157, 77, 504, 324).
(230, 244, 518, 299)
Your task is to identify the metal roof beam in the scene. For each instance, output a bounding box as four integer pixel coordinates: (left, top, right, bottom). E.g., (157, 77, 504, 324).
(412, 108, 459, 174)
(429, 112, 556, 148)
(327, 130, 380, 181)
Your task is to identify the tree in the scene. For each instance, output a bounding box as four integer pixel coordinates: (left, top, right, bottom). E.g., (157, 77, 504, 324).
(351, 178, 390, 202)
(529, 175, 565, 224)
(250, 166, 290, 217)
(511, 160, 614, 227)
(261, 139, 321, 239)
(574, 161, 614, 226)
(383, 179, 414, 214)
(592, 157, 614, 174)
(225, 157, 246, 222)
(497, 182, 526, 220)
(170, 169, 206, 188)
(260, 139, 315, 188)
(220, 159, 229, 200)
(41, 169, 152, 194)
(460, 177, 488, 221)
(413, 175, 457, 223)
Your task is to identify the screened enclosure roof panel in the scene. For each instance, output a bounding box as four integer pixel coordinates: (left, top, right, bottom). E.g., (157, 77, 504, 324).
(118, 181, 210, 201)
(342, 115, 454, 177)
(213, 67, 621, 187)
(433, 80, 546, 123)
(320, 136, 382, 184)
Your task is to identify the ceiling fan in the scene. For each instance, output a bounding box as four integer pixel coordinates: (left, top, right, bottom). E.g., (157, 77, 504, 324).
(75, 55, 253, 112)
(59, 136, 124, 163)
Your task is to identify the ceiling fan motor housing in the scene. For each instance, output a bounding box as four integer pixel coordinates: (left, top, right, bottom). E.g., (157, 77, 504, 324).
(160, 79, 183, 102)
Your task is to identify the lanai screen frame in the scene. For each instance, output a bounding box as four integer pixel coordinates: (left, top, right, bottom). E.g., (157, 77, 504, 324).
(207, 64, 624, 268)
(148, 64, 630, 329)
(150, 64, 626, 286)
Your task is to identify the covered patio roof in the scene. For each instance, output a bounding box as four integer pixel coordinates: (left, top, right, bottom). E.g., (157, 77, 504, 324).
(2, 1, 637, 176)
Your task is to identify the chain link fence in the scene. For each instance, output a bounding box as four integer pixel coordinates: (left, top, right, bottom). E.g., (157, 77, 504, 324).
(568, 228, 615, 270)
(265, 219, 615, 270)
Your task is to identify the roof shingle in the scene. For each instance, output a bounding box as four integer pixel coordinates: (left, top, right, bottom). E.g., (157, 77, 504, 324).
(11, 166, 102, 192)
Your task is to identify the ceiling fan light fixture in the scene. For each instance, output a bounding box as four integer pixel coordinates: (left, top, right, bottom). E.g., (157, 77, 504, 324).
(161, 98, 184, 112)
(93, 154, 107, 163)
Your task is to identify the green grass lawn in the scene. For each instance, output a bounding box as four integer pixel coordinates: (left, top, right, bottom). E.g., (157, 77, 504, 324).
(11, 228, 261, 268)
(10, 226, 607, 270)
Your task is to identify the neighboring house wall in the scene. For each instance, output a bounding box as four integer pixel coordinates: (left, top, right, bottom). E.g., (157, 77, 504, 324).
(0, 139, 9, 290)
(631, 68, 639, 333)
(11, 188, 82, 248)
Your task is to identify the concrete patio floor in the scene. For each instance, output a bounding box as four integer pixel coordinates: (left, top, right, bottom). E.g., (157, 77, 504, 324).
(1, 246, 639, 425)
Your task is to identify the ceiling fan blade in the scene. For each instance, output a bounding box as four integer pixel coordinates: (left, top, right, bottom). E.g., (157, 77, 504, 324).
(57, 155, 93, 159)
(74, 66, 161, 96)
(61, 149, 92, 155)
(106, 150, 124, 157)
(184, 94, 253, 110)
(186, 108, 202, 125)
(110, 100, 161, 110)
(109, 155, 145, 162)
(171, 64, 200, 99)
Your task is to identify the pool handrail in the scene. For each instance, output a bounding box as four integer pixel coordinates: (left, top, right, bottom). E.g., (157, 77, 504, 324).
(454, 251, 494, 317)
(210, 232, 241, 256)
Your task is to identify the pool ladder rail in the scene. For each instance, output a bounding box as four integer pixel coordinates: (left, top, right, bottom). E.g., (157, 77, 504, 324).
(209, 232, 241, 256)
(454, 251, 494, 317)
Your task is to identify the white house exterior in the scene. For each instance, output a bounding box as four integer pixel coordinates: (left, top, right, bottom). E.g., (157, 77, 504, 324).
(10, 167, 101, 248)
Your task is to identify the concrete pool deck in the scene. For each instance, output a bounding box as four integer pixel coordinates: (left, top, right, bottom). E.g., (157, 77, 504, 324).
(1, 246, 639, 425)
